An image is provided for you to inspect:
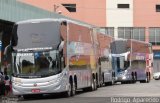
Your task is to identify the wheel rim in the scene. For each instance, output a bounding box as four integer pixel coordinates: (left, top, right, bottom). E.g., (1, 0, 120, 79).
(91, 80, 94, 91)
(94, 79, 97, 90)
(112, 79, 114, 85)
(72, 83, 76, 96)
(67, 83, 71, 96)
(145, 77, 148, 82)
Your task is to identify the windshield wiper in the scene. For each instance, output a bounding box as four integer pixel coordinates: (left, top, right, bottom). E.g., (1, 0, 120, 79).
(17, 75, 42, 78)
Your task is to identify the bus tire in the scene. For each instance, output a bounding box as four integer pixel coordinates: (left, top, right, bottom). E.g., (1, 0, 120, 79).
(64, 82, 71, 97)
(147, 72, 150, 83)
(74, 76, 77, 94)
(102, 72, 105, 86)
(89, 78, 96, 91)
(131, 72, 136, 83)
(93, 78, 97, 90)
(23, 95, 34, 99)
(71, 82, 76, 96)
(23, 95, 29, 99)
(121, 81, 126, 84)
(111, 79, 114, 85)
(111, 72, 115, 85)
(83, 78, 95, 92)
(135, 72, 137, 82)
(140, 75, 148, 83)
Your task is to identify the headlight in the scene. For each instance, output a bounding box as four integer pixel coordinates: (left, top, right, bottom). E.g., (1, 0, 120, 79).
(122, 76, 127, 80)
(12, 78, 22, 86)
(119, 72, 126, 76)
(49, 73, 64, 84)
(12, 80, 22, 86)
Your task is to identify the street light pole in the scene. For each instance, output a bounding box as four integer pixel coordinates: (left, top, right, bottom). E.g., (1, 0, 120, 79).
(54, 4, 59, 13)
(130, 28, 133, 68)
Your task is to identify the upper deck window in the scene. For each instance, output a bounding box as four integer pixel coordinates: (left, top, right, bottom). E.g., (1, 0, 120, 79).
(12, 21, 61, 50)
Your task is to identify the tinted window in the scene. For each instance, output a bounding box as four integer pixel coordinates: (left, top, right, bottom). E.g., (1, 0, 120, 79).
(111, 40, 128, 54)
(12, 21, 61, 50)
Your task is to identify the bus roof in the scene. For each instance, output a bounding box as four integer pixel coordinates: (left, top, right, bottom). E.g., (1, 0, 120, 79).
(16, 18, 95, 28)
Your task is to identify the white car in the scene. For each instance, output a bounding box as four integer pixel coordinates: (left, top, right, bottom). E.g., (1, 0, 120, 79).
(153, 72, 160, 80)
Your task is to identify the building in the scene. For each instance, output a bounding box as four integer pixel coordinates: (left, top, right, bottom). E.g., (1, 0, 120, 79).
(0, 0, 91, 72)
(20, 0, 160, 72)
(19, 0, 106, 27)
(0, 0, 160, 72)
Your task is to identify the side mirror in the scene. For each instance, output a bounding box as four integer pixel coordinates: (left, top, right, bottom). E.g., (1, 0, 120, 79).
(109, 54, 112, 61)
(58, 41, 64, 52)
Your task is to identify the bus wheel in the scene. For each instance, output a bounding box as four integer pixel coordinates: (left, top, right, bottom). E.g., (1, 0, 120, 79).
(23, 95, 29, 99)
(145, 76, 148, 83)
(101, 73, 105, 86)
(71, 82, 76, 96)
(147, 72, 150, 83)
(94, 79, 97, 90)
(140, 74, 148, 83)
(64, 83, 71, 97)
(111, 78, 115, 85)
(121, 81, 126, 84)
(23, 95, 33, 99)
(89, 78, 96, 91)
(134, 72, 137, 82)
(131, 72, 136, 83)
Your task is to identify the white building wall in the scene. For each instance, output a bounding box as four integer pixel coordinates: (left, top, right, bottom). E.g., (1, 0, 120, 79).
(106, 0, 133, 38)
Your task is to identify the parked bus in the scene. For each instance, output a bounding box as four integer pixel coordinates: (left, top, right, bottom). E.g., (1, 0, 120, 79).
(97, 33, 114, 86)
(110, 39, 153, 84)
(4, 19, 104, 98)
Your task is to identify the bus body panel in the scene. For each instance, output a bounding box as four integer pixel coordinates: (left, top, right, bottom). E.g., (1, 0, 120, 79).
(12, 69, 69, 95)
(97, 33, 114, 84)
(9, 19, 101, 96)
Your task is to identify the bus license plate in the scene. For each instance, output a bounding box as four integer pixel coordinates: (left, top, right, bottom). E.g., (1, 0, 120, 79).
(31, 89, 40, 93)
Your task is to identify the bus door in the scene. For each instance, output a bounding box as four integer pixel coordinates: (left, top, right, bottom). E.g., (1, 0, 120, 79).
(112, 57, 118, 76)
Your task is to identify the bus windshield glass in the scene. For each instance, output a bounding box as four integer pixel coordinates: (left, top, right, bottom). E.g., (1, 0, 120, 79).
(116, 56, 129, 72)
(111, 40, 128, 54)
(12, 21, 61, 50)
(12, 50, 61, 78)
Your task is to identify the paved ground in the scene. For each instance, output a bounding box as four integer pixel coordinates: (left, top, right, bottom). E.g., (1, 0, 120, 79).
(75, 80, 160, 97)
(1, 80, 160, 103)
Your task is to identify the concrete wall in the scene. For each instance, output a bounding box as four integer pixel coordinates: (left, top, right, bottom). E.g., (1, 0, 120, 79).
(106, 0, 133, 38)
(133, 0, 160, 27)
(133, 0, 160, 49)
(19, 0, 106, 27)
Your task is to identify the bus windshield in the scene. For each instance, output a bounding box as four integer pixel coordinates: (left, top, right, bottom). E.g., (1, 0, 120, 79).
(12, 21, 61, 50)
(116, 56, 129, 72)
(12, 50, 61, 78)
(111, 40, 128, 54)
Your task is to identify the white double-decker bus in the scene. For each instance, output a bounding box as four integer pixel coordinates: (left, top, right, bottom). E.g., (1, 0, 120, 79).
(110, 39, 153, 84)
(5, 19, 103, 98)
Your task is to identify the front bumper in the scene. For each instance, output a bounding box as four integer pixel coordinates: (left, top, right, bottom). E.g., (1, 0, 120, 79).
(12, 73, 69, 95)
(115, 75, 131, 82)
